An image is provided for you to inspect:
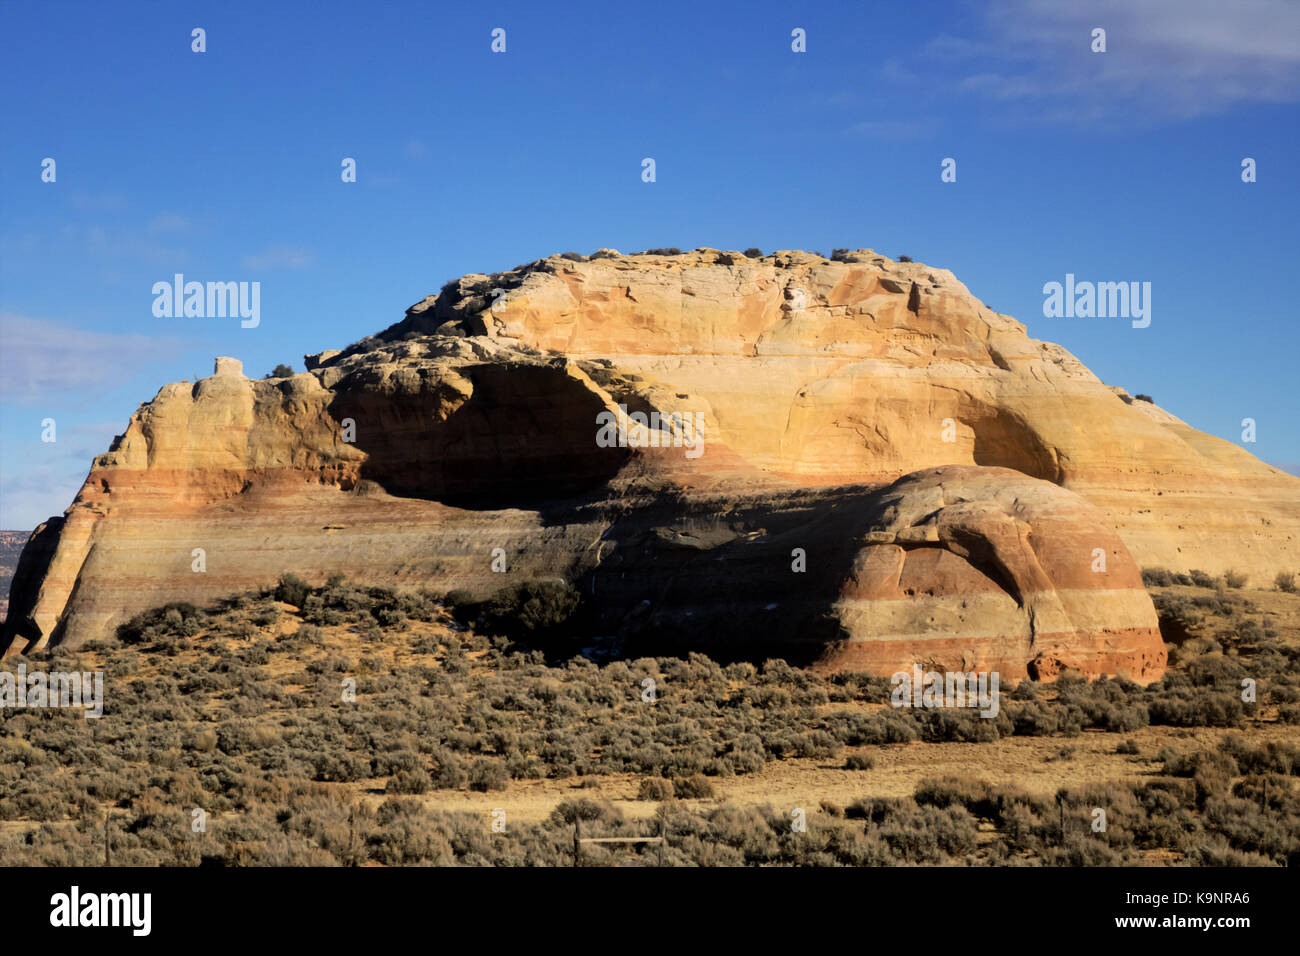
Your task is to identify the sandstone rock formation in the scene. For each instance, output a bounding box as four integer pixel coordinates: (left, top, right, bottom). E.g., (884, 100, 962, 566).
(392, 249, 1300, 575)
(822, 466, 1165, 681)
(4, 248, 1296, 680)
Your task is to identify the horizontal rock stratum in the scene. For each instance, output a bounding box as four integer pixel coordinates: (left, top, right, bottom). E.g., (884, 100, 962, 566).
(4, 248, 1297, 679)
(824, 466, 1165, 680)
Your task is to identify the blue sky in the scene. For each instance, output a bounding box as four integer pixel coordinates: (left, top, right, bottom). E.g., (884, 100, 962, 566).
(2, 0, 1298, 530)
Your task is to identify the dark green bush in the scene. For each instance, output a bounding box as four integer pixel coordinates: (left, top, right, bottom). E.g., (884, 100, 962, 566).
(274, 574, 311, 608)
(481, 579, 580, 638)
(116, 602, 204, 645)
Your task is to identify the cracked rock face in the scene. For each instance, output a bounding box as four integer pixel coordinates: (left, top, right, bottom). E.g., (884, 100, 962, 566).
(3, 249, 1296, 680)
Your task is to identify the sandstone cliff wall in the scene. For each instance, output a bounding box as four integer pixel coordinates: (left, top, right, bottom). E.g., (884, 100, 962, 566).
(3, 249, 1294, 678)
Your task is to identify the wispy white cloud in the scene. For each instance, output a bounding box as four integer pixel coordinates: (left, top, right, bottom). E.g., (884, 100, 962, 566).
(2, 223, 188, 267)
(929, 0, 1300, 123)
(0, 423, 124, 528)
(0, 312, 182, 404)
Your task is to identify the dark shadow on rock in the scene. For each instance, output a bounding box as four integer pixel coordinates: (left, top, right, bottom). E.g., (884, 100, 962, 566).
(328, 362, 631, 512)
(0, 518, 64, 655)
(559, 486, 886, 668)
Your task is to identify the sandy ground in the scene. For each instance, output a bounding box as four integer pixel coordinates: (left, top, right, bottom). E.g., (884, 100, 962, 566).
(347, 721, 1298, 825)
(10, 583, 1298, 839)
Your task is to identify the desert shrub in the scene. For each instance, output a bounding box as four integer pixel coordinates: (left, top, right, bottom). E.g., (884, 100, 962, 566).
(642, 247, 682, 256)
(1202, 796, 1300, 865)
(468, 758, 508, 792)
(878, 804, 978, 862)
(1186, 839, 1277, 867)
(1149, 688, 1244, 727)
(291, 623, 323, 645)
(550, 798, 618, 826)
(820, 799, 844, 817)
(1134, 393, 1154, 403)
(844, 753, 875, 771)
(442, 587, 477, 620)
(116, 601, 204, 644)
(913, 777, 1002, 822)
(274, 574, 311, 608)
(897, 254, 913, 262)
(1276, 571, 1296, 593)
(1224, 569, 1248, 589)
(300, 750, 362, 783)
(559, 251, 586, 261)
(876, 710, 924, 743)
(1142, 567, 1174, 587)
(431, 749, 468, 790)
(386, 769, 430, 795)
(1189, 569, 1221, 589)
(373, 604, 406, 628)
(794, 730, 842, 759)
(1010, 679, 1040, 701)
(1185, 652, 1243, 689)
(920, 708, 1005, 743)
(1099, 703, 1151, 733)
(638, 777, 674, 801)
(672, 774, 714, 799)
(300, 597, 342, 626)
(264, 363, 294, 378)
(1220, 736, 1300, 776)
(250, 604, 280, 627)
(23, 577, 1300, 867)
(743, 248, 763, 258)
(1117, 739, 1141, 755)
(1011, 701, 1058, 736)
(481, 580, 580, 638)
